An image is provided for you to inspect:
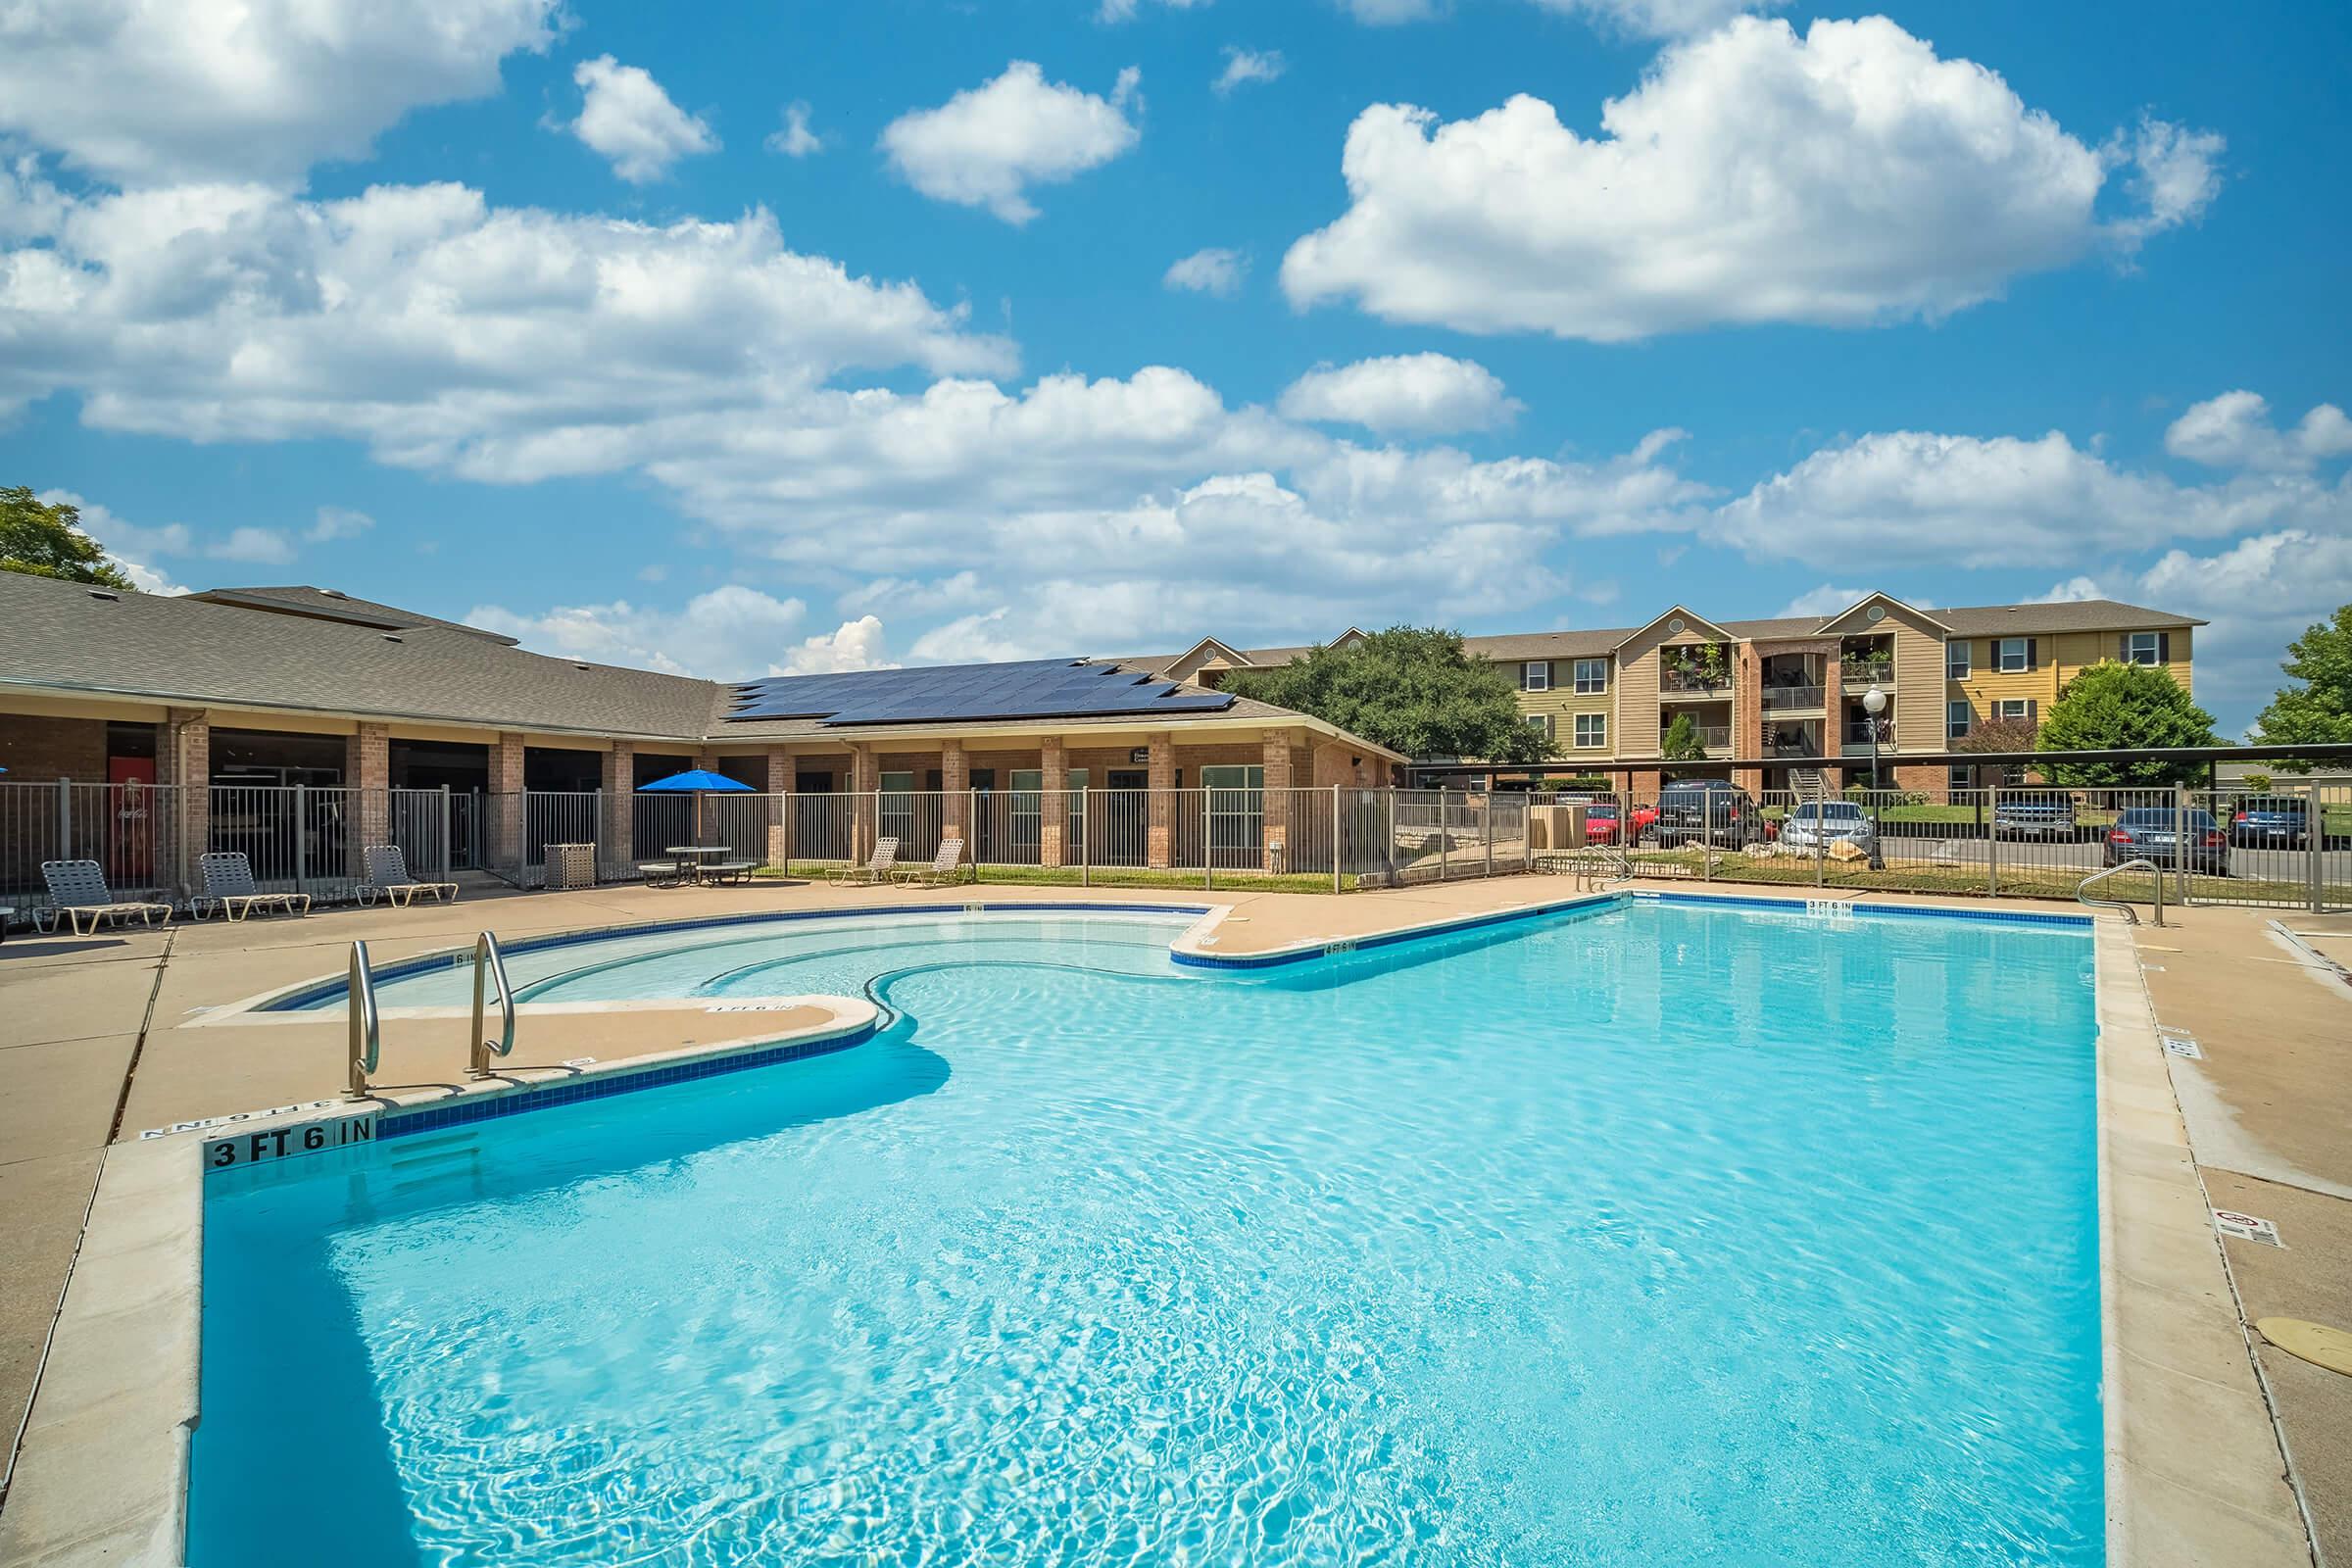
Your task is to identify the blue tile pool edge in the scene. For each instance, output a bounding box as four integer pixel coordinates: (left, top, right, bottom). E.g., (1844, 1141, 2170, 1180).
(1633, 890, 2094, 929)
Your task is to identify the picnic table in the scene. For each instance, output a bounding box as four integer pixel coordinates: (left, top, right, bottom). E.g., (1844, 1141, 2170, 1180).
(648, 845, 758, 887)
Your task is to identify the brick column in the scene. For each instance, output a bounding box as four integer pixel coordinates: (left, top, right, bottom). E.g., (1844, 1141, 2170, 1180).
(941, 740, 969, 844)
(602, 741, 634, 875)
(1891, 762, 1943, 797)
(346, 722, 390, 875)
(1146, 732, 1175, 869)
(163, 709, 211, 895)
(850, 743, 879, 863)
(763, 746, 794, 868)
(1733, 646, 1763, 794)
(1039, 736, 1068, 868)
(487, 731, 525, 869)
(1261, 730, 1293, 873)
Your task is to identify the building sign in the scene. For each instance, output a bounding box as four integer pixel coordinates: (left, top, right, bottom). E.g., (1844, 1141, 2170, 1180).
(206, 1112, 376, 1169)
(1129, 748, 1151, 764)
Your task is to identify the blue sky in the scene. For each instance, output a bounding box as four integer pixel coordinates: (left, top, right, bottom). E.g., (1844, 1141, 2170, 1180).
(1, 0, 2346, 732)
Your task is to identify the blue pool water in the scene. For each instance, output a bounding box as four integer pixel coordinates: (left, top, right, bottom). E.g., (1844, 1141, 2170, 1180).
(196, 899, 2103, 1566)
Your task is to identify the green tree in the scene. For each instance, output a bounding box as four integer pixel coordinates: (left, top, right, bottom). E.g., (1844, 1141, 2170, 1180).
(1220, 626, 1553, 763)
(2035, 660, 2222, 785)
(2251, 606, 2352, 771)
(1658, 710, 1708, 761)
(0, 487, 134, 589)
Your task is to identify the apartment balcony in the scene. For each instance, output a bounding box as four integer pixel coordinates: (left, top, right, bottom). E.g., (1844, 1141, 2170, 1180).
(1763, 720, 1822, 758)
(1760, 684, 1826, 712)
(1840, 717, 1896, 755)
(1662, 723, 1735, 757)
(1840, 659, 1894, 692)
(1659, 643, 1735, 696)
(1660, 669, 1734, 697)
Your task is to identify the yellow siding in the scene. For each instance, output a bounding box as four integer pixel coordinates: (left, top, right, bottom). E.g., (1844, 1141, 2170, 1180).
(1947, 627, 2193, 726)
(1514, 663, 1615, 754)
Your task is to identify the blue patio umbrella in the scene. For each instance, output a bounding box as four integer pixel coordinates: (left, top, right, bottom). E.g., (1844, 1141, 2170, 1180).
(636, 768, 755, 794)
(637, 767, 756, 853)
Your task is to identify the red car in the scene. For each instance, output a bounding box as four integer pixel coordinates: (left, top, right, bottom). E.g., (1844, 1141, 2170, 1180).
(1582, 801, 1658, 844)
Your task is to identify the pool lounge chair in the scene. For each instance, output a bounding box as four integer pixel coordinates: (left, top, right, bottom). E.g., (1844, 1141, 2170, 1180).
(825, 837, 900, 886)
(37, 859, 173, 936)
(895, 838, 969, 889)
(195, 851, 311, 921)
(359, 845, 459, 907)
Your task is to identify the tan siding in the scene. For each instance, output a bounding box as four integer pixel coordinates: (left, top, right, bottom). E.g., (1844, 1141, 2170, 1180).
(1891, 621, 1941, 749)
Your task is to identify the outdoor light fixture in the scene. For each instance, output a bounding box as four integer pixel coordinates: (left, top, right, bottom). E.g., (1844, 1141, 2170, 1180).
(1862, 682, 1888, 868)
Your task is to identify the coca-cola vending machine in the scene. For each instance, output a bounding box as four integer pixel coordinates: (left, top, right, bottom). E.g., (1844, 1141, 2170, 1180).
(108, 756, 158, 885)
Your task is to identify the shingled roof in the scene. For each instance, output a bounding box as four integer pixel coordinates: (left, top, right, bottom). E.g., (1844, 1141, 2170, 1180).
(1132, 598, 2204, 672)
(0, 572, 1387, 754)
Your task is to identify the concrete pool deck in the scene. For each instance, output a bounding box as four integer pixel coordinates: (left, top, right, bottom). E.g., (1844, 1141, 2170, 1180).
(0, 873, 2336, 1565)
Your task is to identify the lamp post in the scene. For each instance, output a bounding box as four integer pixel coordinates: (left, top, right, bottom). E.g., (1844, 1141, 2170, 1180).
(1861, 683, 1887, 869)
(1862, 683, 1887, 790)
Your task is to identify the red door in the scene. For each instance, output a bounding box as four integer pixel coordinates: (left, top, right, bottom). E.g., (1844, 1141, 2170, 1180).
(108, 756, 159, 885)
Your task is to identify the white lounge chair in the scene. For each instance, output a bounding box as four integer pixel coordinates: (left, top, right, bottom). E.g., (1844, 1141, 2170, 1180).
(195, 852, 310, 921)
(825, 836, 899, 886)
(895, 838, 968, 889)
(37, 859, 172, 936)
(359, 845, 459, 907)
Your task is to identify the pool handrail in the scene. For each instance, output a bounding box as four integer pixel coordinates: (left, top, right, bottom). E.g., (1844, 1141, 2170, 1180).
(2078, 858, 2163, 927)
(346, 941, 381, 1100)
(467, 930, 517, 1080)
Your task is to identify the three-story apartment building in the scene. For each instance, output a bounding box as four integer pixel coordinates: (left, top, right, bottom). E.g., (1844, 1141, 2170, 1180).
(1147, 593, 2201, 794)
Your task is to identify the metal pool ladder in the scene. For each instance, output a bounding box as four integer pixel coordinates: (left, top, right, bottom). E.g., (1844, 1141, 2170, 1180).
(468, 930, 516, 1080)
(346, 932, 517, 1100)
(345, 940, 381, 1100)
(2079, 858, 2163, 927)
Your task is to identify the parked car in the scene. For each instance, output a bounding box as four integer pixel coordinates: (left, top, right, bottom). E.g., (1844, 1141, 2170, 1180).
(1993, 791, 2077, 841)
(1654, 780, 1765, 847)
(2105, 808, 2230, 875)
(2230, 796, 2310, 849)
(1582, 801, 1658, 844)
(1778, 801, 1879, 855)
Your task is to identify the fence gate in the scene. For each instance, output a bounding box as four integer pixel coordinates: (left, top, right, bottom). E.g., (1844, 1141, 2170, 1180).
(2179, 784, 2351, 913)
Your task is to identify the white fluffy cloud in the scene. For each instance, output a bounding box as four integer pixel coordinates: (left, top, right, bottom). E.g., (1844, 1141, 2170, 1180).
(881, 62, 1142, 224)
(568, 57, 719, 184)
(1163, 248, 1247, 297)
(1528, 0, 1780, 36)
(1717, 427, 2348, 565)
(308, 506, 375, 542)
(1214, 49, 1287, 95)
(765, 103, 822, 159)
(466, 585, 817, 678)
(1277, 353, 1521, 435)
(0, 0, 558, 186)
(0, 171, 1014, 473)
(779, 615, 894, 675)
(2165, 391, 2352, 473)
(1283, 17, 2220, 340)
(2128, 531, 2352, 728)
(1774, 584, 1877, 619)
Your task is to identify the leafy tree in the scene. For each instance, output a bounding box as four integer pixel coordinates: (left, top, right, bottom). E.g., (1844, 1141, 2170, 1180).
(1219, 626, 1554, 763)
(1953, 713, 2040, 755)
(0, 487, 134, 589)
(2035, 660, 2222, 785)
(2252, 606, 2352, 771)
(1658, 710, 1708, 761)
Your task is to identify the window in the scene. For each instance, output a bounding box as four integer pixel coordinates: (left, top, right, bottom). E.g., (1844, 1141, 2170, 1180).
(1573, 658, 1608, 694)
(1996, 699, 2030, 722)
(1522, 661, 1550, 691)
(1946, 640, 1971, 679)
(2126, 631, 2160, 665)
(1526, 713, 1553, 739)
(1201, 765, 1265, 861)
(1947, 764, 1975, 795)
(1947, 701, 1972, 740)
(1996, 638, 2030, 672)
(1574, 712, 1607, 749)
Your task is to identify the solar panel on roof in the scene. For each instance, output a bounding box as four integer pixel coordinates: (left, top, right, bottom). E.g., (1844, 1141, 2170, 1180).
(724, 659, 1234, 726)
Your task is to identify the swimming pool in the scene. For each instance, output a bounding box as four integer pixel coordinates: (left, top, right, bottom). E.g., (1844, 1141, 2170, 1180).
(195, 897, 2102, 1566)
